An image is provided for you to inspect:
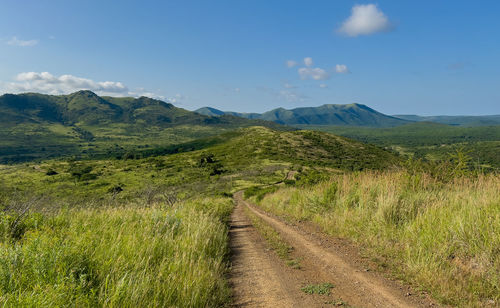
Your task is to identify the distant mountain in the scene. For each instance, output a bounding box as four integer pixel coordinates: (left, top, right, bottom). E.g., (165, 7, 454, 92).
(394, 114, 500, 126)
(195, 107, 261, 119)
(0, 91, 285, 163)
(0, 91, 251, 127)
(196, 103, 411, 127)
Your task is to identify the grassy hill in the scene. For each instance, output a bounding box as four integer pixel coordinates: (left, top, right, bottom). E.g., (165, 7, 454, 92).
(298, 122, 500, 169)
(0, 91, 284, 163)
(196, 103, 411, 127)
(0, 126, 400, 203)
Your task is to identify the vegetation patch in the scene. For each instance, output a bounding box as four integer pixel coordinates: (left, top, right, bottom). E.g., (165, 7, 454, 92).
(301, 283, 335, 295)
(0, 196, 233, 307)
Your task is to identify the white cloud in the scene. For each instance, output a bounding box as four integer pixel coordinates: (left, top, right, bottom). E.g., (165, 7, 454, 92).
(257, 86, 307, 103)
(2, 71, 164, 99)
(335, 64, 349, 74)
(304, 57, 313, 67)
(7, 36, 39, 47)
(286, 60, 298, 68)
(166, 93, 184, 104)
(283, 83, 297, 89)
(279, 90, 307, 102)
(338, 4, 392, 37)
(319, 84, 328, 88)
(298, 67, 330, 80)
(234, 87, 241, 93)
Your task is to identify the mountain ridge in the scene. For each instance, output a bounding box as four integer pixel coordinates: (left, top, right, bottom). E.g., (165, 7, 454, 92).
(196, 103, 411, 127)
(0, 91, 287, 163)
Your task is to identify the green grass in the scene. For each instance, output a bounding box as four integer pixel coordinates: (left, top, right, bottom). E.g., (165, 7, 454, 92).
(301, 283, 335, 295)
(0, 196, 233, 307)
(257, 171, 500, 307)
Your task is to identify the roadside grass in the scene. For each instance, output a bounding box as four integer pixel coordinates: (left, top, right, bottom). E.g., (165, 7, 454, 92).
(325, 299, 353, 307)
(0, 197, 233, 307)
(301, 283, 335, 295)
(242, 204, 301, 269)
(258, 171, 500, 307)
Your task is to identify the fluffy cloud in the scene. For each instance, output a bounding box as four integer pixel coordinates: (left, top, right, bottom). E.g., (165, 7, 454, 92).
(338, 4, 392, 37)
(2, 71, 164, 99)
(257, 86, 307, 103)
(298, 67, 330, 80)
(319, 84, 328, 88)
(304, 57, 313, 67)
(335, 64, 349, 74)
(166, 93, 184, 104)
(283, 83, 297, 89)
(286, 60, 298, 68)
(7, 36, 39, 47)
(279, 90, 307, 102)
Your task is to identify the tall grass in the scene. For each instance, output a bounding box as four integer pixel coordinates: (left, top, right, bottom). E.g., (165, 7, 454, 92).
(0, 197, 233, 307)
(257, 171, 500, 307)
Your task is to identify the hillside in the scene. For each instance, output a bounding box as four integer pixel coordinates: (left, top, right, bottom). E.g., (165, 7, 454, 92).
(0, 90, 277, 127)
(201, 126, 399, 171)
(0, 91, 285, 163)
(394, 114, 500, 126)
(0, 125, 400, 205)
(298, 122, 500, 169)
(196, 103, 411, 127)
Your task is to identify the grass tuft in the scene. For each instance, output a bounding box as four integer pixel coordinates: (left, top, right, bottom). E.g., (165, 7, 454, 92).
(301, 283, 335, 295)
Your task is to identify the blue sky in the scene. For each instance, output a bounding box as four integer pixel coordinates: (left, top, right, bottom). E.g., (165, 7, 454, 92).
(1, 1, 499, 115)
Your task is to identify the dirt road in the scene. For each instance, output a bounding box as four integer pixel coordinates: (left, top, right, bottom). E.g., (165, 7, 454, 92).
(229, 191, 437, 308)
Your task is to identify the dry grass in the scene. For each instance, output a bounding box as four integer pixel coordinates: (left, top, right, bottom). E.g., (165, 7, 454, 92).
(258, 171, 500, 307)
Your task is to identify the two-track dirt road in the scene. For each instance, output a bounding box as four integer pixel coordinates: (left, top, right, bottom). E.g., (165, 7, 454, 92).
(229, 191, 438, 307)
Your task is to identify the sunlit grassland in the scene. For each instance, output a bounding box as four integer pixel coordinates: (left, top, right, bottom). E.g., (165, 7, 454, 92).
(0, 197, 233, 307)
(256, 171, 500, 307)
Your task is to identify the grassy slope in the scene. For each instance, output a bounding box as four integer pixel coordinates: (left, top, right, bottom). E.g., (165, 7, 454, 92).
(256, 171, 500, 307)
(0, 127, 399, 204)
(297, 122, 500, 169)
(0, 196, 233, 307)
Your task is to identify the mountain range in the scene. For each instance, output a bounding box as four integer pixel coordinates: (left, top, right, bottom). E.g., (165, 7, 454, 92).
(0, 91, 284, 163)
(196, 105, 500, 127)
(195, 104, 410, 127)
(0, 90, 281, 128)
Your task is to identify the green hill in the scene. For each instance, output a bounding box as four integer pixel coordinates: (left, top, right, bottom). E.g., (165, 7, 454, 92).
(196, 103, 411, 127)
(0, 91, 285, 163)
(299, 122, 500, 169)
(200, 126, 399, 171)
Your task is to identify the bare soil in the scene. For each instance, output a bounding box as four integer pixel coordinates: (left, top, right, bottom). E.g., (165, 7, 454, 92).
(229, 191, 439, 308)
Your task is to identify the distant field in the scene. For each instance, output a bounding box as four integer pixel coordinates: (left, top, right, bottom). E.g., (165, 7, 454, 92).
(297, 122, 500, 169)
